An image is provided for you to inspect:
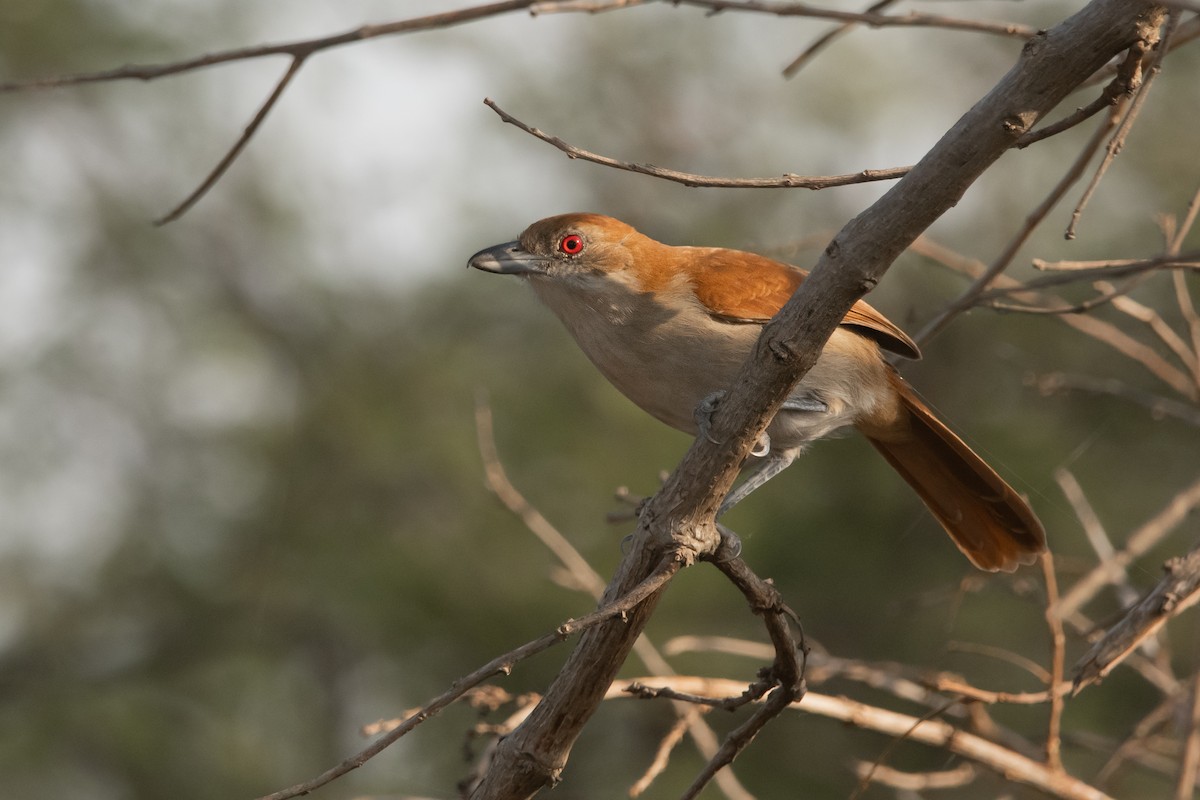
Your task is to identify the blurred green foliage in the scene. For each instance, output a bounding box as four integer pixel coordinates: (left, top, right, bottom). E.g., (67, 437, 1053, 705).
(1, 2, 1198, 799)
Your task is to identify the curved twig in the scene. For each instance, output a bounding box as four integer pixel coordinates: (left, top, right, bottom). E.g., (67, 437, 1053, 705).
(484, 98, 911, 189)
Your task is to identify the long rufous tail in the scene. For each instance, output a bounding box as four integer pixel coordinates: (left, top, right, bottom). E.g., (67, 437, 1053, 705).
(864, 374, 1046, 572)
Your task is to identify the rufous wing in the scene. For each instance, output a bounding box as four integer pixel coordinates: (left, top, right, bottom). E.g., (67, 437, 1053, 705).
(687, 248, 920, 360)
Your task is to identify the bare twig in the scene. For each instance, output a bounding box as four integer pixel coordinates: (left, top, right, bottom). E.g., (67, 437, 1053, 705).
(1058, 476, 1200, 619)
(676, 546, 808, 800)
(852, 761, 977, 791)
(256, 555, 680, 800)
(849, 699, 961, 800)
(625, 677, 1118, 800)
(1042, 554, 1067, 771)
(531, 0, 647, 12)
(1176, 669, 1200, 800)
(1014, 41, 1143, 149)
(1074, 542, 1200, 691)
(1036, 373, 1200, 427)
(629, 712, 692, 797)
(483, 98, 911, 190)
(676, 0, 1037, 39)
(1055, 469, 1141, 608)
(1067, 14, 1176, 239)
(154, 55, 306, 225)
(0, 0, 540, 93)
(914, 104, 1124, 344)
(781, 0, 899, 78)
(1, 0, 543, 222)
(974, 253, 1200, 299)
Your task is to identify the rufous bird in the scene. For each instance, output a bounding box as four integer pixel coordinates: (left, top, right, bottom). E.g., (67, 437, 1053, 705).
(469, 213, 1046, 572)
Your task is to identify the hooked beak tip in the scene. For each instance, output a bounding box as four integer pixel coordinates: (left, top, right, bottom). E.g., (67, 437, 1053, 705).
(468, 241, 540, 275)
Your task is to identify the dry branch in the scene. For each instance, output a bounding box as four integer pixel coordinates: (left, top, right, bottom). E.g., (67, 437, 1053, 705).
(256, 555, 681, 800)
(1057, 474, 1200, 619)
(622, 678, 1118, 800)
(484, 98, 911, 190)
(676, 0, 1037, 39)
(1073, 541, 1200, 691)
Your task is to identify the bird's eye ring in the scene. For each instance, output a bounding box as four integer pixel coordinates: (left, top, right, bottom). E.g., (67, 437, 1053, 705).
(558, 234, 584, 256)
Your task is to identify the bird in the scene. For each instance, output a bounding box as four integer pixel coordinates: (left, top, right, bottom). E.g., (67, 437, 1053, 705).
(468, 213, 1046, 572)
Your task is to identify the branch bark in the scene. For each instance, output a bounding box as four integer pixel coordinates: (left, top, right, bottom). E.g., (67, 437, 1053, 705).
(470, 3, 1167, 799)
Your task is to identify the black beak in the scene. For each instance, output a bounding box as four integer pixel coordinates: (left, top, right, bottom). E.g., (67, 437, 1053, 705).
(468, 241, 545, 275)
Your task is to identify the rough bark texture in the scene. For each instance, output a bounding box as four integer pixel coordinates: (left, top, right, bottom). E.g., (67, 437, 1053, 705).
(469, 3, 1167, 798)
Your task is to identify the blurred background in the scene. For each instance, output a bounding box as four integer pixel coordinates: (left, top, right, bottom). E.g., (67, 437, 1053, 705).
(1, 1, 1198, 798)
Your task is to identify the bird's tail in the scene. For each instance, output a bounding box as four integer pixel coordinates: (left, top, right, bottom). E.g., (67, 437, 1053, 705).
(863, 373, 1046, 572)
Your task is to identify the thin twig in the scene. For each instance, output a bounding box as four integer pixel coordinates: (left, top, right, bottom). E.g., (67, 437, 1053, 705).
(781, 0, 899, 78)
(1042, 554, 1067, 772)
(1109, 292, 1200, 385)
(1067, 15, 1175, 239)
(915, 104, 1125, 344)
(154, 54, 306, 225)
(2, 0, 544, 223)
(1073, 542, 1200, 691)
(676, 0, 1037, 39)
(1175, 669, 1200, 800)
(483, 98, 911, 189)
(1168, 183, 1200, 387)
(629, 713, 692, 797)
(1055, 469, 1140, 607)
(850, 699, 961, 800)
(0, 0, 541, 92)
(1014, 43, 1143, 149)
(625, 678, 1119, 800)
(1094, 696, 1180, 788)
(973, 253, 1200, 299)
(852, 761, 976, 791)
(915, 236, 1200, 399)
(1058, 475, 1200, 619)
(1035, 373, 1200, 427)
(675, 547, 808, 800)
(255, 555, 680, 800)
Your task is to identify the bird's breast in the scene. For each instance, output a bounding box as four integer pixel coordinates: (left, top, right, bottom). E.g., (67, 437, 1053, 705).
(529, 275, 753, 433)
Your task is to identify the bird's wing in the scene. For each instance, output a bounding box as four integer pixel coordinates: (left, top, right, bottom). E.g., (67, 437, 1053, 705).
(689, 248, 921, 360)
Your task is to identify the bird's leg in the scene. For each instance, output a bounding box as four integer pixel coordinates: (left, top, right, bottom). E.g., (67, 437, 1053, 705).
(695, 390, 826, 515)
(718, 449, 796, 516)
(780, 396, 828, 414)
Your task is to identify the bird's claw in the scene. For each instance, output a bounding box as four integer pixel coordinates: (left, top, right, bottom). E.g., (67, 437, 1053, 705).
(714, 524, 743, 561)
(694, 390, 727, 445)
(750, 432, 770, 458)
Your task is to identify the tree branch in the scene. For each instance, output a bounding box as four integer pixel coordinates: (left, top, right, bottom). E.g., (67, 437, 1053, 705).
(484, 98, 911, 190)
(256, 553, 681, 800)
(623, 678, 1118, 800)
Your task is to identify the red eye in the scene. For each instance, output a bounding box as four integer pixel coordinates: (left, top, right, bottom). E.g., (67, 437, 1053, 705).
(559, 234, 584, 255)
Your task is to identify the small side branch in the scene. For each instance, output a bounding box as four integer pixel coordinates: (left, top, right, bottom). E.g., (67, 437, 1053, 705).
(674, 542, 808, 800)
(483, 98, 910, 190)
(1073, 541, 1200, 692)
(256, 555, 679, 800)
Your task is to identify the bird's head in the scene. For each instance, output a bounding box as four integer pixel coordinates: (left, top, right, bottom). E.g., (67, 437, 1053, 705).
(468, 213, 653, 286)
